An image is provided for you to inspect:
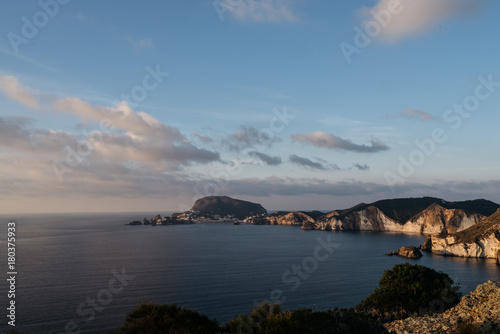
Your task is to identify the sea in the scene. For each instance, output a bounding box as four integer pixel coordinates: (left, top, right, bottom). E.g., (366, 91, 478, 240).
(1, 212, 499, 334)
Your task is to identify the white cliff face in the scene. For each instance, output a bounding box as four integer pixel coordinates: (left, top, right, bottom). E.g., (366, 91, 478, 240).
(323, 205, 482, 235)
(430, 234, 500, 259)
(425, 208, 500, 260)
(455, 215, 480, 232)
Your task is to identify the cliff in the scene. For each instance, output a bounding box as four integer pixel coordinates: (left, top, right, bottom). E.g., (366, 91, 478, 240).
(385, 280, 500, 333)
(299, 198, 497, 234)
(190, 196, 267, 220)
(422, 208, 500, 261)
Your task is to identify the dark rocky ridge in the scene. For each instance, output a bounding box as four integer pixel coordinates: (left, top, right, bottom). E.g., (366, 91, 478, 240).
(191, 196, 267, 220)
(332, 197, 499, 224)
(253, 197, 499, 234)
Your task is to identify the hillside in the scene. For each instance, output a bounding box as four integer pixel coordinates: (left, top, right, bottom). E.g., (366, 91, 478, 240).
(253, 197, 499, 234)
(190, 196, 267, 220)
(385, 280, 500, 333)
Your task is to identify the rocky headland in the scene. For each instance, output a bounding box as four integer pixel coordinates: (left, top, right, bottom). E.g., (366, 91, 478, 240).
(249, 197, 498, 235)
(422, 208, 500, 263)
(385, 280, 500, 333)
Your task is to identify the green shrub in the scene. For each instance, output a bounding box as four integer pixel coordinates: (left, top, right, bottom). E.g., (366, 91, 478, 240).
(223, 302, 387, 334)
(358, 263, 461, 319)
(109, 302, 221, 334)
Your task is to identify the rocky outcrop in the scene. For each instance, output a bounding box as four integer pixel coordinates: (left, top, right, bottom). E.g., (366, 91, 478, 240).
(408, 203, 483, 234)
(190, 196, 267, 220)
(385, 280, 500, 333)
(386, 246, 423, 259)
(318, 198, 497, 234)
(127, 220, 142, 225)
(422, 208, 500, 260)
(252, 211, 314, 226)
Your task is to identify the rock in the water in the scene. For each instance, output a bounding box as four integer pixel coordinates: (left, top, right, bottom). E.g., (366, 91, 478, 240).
(128, 220, 142, 225)
(386, 246, 423, 259)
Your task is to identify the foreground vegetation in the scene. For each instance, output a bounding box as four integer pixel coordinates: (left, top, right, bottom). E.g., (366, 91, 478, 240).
(108, 263, 463, 334)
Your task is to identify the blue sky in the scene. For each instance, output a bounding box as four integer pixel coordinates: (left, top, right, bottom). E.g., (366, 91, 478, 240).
(1, 0, 499, 213)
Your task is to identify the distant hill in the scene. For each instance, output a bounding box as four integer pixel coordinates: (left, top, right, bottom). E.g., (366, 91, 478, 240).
(190, 196, 267, 220)
(336, 197, 442, 223)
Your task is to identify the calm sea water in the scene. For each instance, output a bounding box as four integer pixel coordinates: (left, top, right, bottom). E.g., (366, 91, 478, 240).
(1, 213, 499, 334)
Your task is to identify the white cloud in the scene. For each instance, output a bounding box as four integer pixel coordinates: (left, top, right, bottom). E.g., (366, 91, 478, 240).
(359, 0, 485, 42)
(52, 98, 220, 168)
(0, 75, 39, 109)
(230, 0, 299, 23)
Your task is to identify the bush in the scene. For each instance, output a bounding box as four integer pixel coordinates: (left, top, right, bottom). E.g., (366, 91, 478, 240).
(223, 302, 388, 334)
(109, 302, 221, 334)
(358, 263, 461, 319)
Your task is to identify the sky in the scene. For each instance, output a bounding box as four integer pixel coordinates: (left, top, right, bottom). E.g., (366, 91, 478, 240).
(1, 0, 500, 214)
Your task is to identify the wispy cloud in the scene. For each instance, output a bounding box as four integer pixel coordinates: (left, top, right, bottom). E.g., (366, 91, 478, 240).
(290, 155, 330, 170)
(359, 0, 486, 43)
(249, 151, 282, 166)
(192, 132, 214, 144)
(291, 131, 389, 153)
(385, 108, 437, 122)
(229, 0, 300, 23)
(0, 75, 39, 109)
(223, 125, 282, 152)
(352, 163, 370, 171)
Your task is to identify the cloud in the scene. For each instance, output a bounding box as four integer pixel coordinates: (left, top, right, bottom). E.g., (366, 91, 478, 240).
(229, 0, 300, 23)
(52, 98, 220, 168)
(213, 177, 500, 202)
(249, 151, 282, 166)
(289, 155, 328, 170)
(192, 132, 214, 144)
(223, 125, 281, 152)
(359, 0, 486, 43)
(0, 116, 77, 155)
(54, 98, 183, 140)
(291, 132, 389, 153)
(385, 108, 437, 122)
(352, 163, 370, 171)
(0, 75, 39, 109)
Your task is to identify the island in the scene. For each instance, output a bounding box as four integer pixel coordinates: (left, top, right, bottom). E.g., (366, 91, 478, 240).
(127, 195, 500, 263)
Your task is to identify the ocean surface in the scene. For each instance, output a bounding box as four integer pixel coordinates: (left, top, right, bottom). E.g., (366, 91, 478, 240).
(1, 212, 499, 334)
